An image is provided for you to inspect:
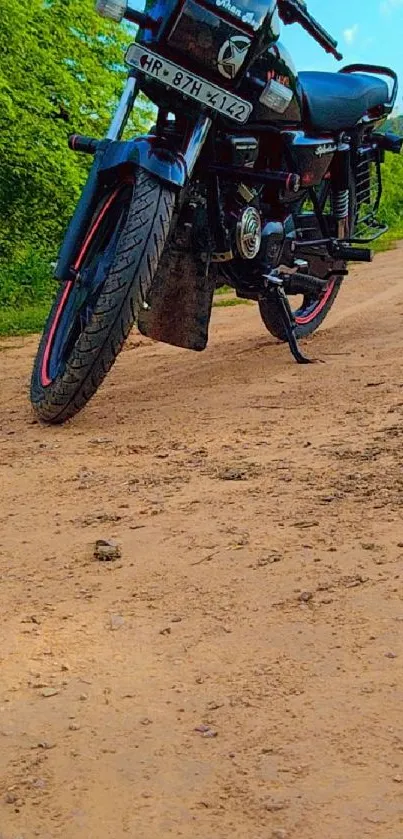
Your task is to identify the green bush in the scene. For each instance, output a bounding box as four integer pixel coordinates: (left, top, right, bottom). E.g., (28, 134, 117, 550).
(0, 0, 147, 268)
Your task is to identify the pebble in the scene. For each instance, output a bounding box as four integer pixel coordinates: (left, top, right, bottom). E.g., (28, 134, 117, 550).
(194, 724, 218, 738)
(69, 723, 81, 731)
(94, 540, 121, 562)
(393, 774, 403, 783)
(41, 688, 60, 698)
(272, 831, 288, 839)
(5, 792, 18, 804)
(110, 614, 125, 631)
(385, 652, 398, 659)
(139, 717, 153, 726)
(265, 799, 288, 812)
(299, 591, 313, 603)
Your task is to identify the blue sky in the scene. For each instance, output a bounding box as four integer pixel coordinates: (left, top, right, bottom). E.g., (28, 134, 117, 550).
(283, 0, 403, 111)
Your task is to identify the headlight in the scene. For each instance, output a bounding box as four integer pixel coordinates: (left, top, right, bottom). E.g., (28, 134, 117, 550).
(95, 0, 128, 22)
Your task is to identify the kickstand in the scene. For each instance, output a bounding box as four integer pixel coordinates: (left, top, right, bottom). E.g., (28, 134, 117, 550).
(265, 282, 315, 365)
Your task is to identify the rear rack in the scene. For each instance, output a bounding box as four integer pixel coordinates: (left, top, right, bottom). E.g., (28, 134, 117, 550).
(340, 64, 398, 112)
(350, 143, 389, 244)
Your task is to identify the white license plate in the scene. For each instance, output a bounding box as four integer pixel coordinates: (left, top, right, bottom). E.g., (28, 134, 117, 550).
(125, 43, 253, 125)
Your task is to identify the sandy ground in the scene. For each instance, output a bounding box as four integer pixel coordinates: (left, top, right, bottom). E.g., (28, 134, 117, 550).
(0, 249, 403, 839)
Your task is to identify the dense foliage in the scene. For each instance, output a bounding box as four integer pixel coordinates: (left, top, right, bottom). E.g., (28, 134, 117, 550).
(0, 0, 150, 321)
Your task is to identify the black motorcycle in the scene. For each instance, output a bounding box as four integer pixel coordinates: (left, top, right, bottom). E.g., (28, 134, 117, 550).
(31, 0, 402, 423)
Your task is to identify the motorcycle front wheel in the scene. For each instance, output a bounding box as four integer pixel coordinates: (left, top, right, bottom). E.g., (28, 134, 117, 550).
(31, 171, 175, 424)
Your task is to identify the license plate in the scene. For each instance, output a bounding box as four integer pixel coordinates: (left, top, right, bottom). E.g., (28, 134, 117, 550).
(125, 44, 253, 125)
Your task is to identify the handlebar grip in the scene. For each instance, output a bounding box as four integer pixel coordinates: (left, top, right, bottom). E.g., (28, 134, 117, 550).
(279, 0, 343, 60)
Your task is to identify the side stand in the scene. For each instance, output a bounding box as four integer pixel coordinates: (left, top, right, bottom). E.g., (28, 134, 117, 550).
(263, 276, 315, 365)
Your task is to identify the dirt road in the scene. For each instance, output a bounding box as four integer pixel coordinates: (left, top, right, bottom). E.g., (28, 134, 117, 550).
(1, 248, 403, 839)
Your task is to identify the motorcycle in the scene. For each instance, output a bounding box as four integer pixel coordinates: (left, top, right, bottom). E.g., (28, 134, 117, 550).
(30, 0, 402, 423)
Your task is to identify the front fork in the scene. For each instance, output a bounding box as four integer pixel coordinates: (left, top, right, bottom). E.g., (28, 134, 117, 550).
(55, 74, 212, 282)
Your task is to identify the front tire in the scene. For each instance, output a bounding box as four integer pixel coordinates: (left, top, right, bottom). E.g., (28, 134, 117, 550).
(31, 171, 175, 424)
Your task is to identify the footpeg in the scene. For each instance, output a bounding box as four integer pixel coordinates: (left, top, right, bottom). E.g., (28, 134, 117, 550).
(331, 244, 373, 262)
(281, 272, 328, 296)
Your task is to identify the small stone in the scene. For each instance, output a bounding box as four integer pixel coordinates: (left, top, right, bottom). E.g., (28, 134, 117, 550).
(171, 617, 182, 623)
(265, 799, 288, 812)
(5, 792, 18, 804)
(393, 774, 403, 783)
(94, 540, 121, 562)
(61, 663, 70, 672)
(38, 741, 56, 750)
(218, 467, 246, 481)
(159, 627, 171, 636)
(41, 688, 59, 698)
(385, 652, 398, 659)
(194, 724, 218, 738)
(139, 717, 152, 726)
(272, 830, 288, 839)
(299, 591, 313, 603)
(79, 693, 89, 701)
(32, 778, 47, 789)
(110, 614, 125, 631)
(69, 723, 81, 731)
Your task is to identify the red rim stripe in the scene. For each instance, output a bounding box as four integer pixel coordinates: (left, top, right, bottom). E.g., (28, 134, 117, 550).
(294, 278, 336, 326)
(40, 182, 133, 387)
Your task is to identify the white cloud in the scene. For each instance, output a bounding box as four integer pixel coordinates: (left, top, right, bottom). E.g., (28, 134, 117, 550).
(344, 24, 359, 44)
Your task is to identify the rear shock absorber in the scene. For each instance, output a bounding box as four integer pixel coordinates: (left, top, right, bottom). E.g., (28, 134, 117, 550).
(331, 141, 351, 239)
(331, 187, 349, 219)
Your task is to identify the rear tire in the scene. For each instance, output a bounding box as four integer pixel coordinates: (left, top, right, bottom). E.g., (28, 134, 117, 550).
(258, 180, 355, 342)
(259, 275, 343, 341)
(31, 171, 175, 424)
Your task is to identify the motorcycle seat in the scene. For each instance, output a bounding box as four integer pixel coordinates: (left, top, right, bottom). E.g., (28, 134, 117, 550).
(299, 71, 390, 132)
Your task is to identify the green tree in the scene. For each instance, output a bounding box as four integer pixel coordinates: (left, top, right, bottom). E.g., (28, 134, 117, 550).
(0, 0, 146, 273)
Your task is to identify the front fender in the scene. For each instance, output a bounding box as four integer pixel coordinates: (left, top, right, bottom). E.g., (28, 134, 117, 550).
(99, 136, 188, 188)
(55, 116, 211, 282)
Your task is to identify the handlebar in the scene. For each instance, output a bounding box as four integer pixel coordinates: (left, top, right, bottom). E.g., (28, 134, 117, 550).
(278, 0, 343, 61)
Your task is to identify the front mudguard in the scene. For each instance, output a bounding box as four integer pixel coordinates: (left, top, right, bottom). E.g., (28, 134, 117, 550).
(55, 136, 189, 283)
(55, 134, 216, 353)
(100, 136, 189, 188)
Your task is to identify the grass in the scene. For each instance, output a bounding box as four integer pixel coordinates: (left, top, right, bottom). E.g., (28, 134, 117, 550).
(213, 296, 252, 307)
(372, 224, 403, 252)
(0, 303, 49, 337)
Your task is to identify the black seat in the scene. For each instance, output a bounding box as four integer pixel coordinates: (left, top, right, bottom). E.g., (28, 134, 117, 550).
(299, 71, 389, 132)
